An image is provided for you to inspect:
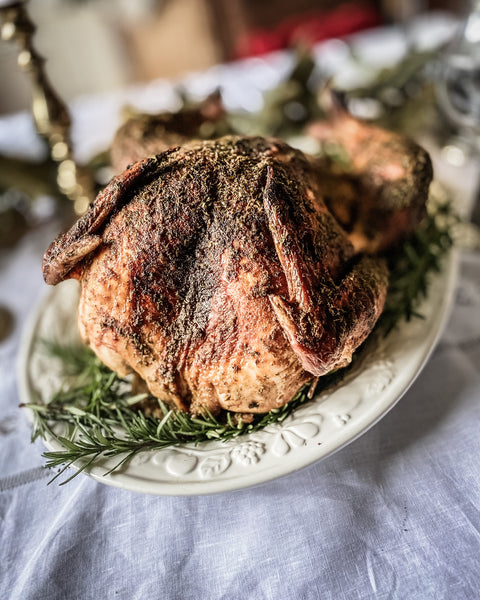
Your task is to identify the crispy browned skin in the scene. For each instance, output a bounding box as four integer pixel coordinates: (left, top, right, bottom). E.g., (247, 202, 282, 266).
(110, 92, 227, 173)
(307, 111, 432, 253)
(43, 136, 388, 415)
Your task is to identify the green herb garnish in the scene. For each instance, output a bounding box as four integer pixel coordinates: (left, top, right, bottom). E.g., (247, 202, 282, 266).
(377, 199, 456, 335)
(25, 351, 342, 485)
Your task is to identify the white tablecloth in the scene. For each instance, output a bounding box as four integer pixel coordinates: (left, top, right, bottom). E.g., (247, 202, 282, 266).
(1, 17, 480, 599)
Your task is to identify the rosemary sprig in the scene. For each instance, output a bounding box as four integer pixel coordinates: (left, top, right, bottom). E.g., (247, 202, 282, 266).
(376, 200, 456, 335)
(25, 352, 343, 484)
(25, 201, 455, 484)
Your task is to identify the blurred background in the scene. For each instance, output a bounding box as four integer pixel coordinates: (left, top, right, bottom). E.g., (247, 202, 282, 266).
(0, 0, 467, 115)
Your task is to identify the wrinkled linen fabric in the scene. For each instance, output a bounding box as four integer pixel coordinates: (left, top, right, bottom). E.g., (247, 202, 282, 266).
(1, 208, 479, 600)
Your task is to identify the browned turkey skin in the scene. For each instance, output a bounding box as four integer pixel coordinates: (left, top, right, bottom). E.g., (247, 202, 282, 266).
(110, 91, 227, 174)
(43, 136, 389, 416)
(307, 110, 433, 253)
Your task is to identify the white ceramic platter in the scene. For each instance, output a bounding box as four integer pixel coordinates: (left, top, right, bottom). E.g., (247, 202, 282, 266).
(18, 252, 457, 495)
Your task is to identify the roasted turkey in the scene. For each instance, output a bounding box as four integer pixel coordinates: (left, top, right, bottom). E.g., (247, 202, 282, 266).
(43, 136, 391, 416)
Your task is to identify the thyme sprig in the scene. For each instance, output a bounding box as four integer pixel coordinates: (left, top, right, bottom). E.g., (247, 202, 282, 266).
(25, 201, 456, 484)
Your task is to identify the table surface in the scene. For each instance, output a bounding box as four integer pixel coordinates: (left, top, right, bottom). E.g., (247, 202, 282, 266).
(1, 17, 480, 600)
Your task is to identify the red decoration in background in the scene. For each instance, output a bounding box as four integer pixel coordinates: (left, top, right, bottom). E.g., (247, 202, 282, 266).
(234, 2, 382, 58)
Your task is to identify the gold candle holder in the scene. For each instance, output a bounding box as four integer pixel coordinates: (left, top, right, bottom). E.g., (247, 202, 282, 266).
(0, 0, 94, 214)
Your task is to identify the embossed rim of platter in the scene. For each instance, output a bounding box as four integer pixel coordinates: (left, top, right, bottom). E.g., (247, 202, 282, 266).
(18, 251, 458, 496)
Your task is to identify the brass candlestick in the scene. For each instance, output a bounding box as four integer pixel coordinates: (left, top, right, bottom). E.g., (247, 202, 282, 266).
(0, 1, 94, 214)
